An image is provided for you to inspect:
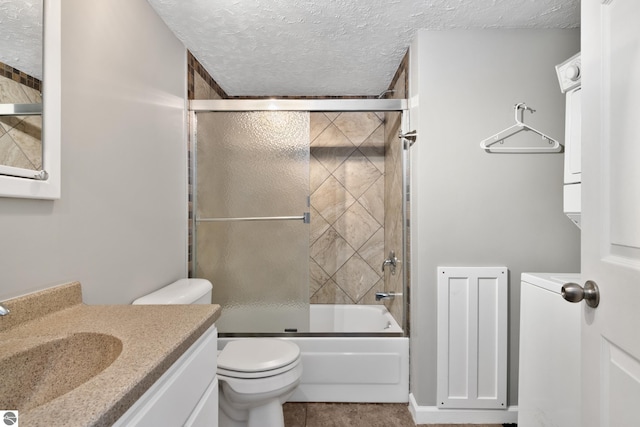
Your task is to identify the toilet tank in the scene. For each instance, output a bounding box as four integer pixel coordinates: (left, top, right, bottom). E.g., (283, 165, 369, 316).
(132, 279, 212, 305)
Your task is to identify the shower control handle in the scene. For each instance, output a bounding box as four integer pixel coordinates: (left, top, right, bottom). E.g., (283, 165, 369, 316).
(382, 251, 398, 275)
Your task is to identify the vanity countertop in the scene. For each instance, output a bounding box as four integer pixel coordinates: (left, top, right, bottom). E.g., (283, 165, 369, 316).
(0, 282, 221, 427)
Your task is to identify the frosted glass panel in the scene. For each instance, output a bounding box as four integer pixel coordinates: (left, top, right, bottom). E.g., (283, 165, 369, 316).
(195, 111, 310, 334)
(195, 220, 309, 333)
(197, 112, 310, 218)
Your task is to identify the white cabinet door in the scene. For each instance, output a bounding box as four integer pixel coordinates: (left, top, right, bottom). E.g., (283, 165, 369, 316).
(581, 1, 640, 426)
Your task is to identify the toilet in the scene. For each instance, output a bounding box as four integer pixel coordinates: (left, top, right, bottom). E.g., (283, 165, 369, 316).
(132, 279, 302, 427)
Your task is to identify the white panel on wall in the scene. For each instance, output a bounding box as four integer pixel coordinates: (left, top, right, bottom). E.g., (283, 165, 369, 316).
(437, 266, 507, 409)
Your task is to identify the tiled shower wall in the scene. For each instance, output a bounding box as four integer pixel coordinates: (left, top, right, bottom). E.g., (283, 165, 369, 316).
(308, 51, 409, 329)
(0, 62, 43, 171)
(383, 51, 408, 328)
(187, 49, 410, 330)
(309, 112, 387, 304)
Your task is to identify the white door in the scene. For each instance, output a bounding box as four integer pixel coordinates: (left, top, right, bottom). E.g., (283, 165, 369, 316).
(581, 1, 640, 426)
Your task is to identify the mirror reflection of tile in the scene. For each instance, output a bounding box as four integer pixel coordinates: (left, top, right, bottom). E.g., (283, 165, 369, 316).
(0, 64, 43, 172)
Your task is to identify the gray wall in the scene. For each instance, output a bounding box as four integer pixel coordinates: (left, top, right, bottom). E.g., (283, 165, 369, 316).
(408, 29, 581, 406)
(0, 0, 187, 304)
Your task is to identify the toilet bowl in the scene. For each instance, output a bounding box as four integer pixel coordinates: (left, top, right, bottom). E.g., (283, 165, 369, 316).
(217, 338, 302, 427)
(133, 279, 302, 427)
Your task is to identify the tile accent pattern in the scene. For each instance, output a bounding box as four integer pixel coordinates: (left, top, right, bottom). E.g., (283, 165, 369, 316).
(187, 51, 228, 276)
(187, 52, 228, 100)
(0, 61, 42, 92)
(309, 112, 386, 304)
(0, 66, 43, 171)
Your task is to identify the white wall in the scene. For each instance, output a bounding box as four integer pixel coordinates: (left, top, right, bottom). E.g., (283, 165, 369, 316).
(408, 29, 580, 406)
(0, 0, 187, 304)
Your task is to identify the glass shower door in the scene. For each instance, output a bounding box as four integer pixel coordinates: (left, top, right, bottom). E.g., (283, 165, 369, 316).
(194, 111, 310, 333)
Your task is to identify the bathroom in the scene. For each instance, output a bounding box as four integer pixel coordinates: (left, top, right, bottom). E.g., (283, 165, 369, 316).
(2, 0, 639, 426)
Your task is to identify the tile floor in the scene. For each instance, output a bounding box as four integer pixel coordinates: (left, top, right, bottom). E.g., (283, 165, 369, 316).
(283, 403, 510, 427)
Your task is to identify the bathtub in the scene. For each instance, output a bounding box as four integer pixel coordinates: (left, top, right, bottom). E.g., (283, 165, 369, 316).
(218, 304, 409, 403)
(309, 304, 404, 333)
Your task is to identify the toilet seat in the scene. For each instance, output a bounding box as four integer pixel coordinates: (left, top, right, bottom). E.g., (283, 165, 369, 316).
(218, 356, 301, 379)
(218, 360, 303, 396)
(217, 339, 300, 379)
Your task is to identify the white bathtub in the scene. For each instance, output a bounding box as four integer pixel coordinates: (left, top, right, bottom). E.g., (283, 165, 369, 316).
(309, 304, 403, 333)
(218, 304, 409, 403)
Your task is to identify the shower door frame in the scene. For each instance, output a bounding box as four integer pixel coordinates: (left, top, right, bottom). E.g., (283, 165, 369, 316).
(190, 98, 410, 337)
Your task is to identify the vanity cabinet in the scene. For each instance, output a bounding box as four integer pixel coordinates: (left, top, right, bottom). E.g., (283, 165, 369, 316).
(113, 325, 218, 427)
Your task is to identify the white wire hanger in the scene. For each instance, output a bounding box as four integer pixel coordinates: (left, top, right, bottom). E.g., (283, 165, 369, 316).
(480, 103, 563, 153)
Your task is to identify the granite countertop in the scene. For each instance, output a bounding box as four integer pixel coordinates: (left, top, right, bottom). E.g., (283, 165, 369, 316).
(0, 282, 221, 427)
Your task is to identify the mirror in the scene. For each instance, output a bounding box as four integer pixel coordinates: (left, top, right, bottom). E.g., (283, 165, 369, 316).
(0, 0, 44, 174)
(0, 0, 60, 199)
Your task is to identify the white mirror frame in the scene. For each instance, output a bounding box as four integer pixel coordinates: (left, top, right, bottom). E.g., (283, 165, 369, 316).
(0, 0, 60, 199)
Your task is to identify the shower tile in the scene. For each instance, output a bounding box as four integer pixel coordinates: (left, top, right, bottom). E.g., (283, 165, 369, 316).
(310, 279, 354, 304)
(333, 202, 380, 251)
(194, 72, 211, 99)
(311, 176, 356, 225)
(311, 124, 356, 173)
(311, 123, 352, 148)
(0, 133, 34, 170)
(324, 112, 340, 122)
(333, 254, 380, 303)
(310, 113, 331, 142)
(361, 123, 385, 147)
(393, 70, 407, 99)
(359, 175, 385, 225)
(358, 228, 385, 273)
(359, 125, 385, 173)
(309, 206, 330, 245)
(333, 112, 382, 146)
(310, 227, 355, 276)
(359, 278, 385, 305)
(312, 145, 356, 174)
(384, 112, 402, 161)
(309, 154, 331, 194)
(0, 115, 22, 133)
(0, 75, 31, 105)
(309, 258, 330, 295)
(22, 85, 42, 103)
(9, 116, 42, 169)
(333, 150, 381, 199)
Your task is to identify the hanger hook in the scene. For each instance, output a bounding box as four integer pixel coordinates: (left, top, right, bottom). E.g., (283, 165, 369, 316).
(514, 103, 535, 125)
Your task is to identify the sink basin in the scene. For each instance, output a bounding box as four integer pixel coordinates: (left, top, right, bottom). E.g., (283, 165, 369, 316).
(0, 332, 122, 411)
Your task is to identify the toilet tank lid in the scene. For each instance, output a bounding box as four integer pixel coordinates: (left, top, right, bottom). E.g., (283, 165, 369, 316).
(132, 278, 212, 305)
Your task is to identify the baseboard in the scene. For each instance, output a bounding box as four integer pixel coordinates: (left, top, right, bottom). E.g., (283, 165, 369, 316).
(409, 394, 518, 424)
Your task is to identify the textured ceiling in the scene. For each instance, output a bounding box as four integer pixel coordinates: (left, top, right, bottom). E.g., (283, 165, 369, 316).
(0, 1, 580, 95)
(0, 0, 42, 80)
(148, 0, 580, 97)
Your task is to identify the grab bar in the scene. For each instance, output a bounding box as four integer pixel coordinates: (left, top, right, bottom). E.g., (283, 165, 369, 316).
(197, 212, 310, 224)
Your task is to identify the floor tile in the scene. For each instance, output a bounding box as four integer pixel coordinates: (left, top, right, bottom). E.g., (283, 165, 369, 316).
(283, 402, 510, 427)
